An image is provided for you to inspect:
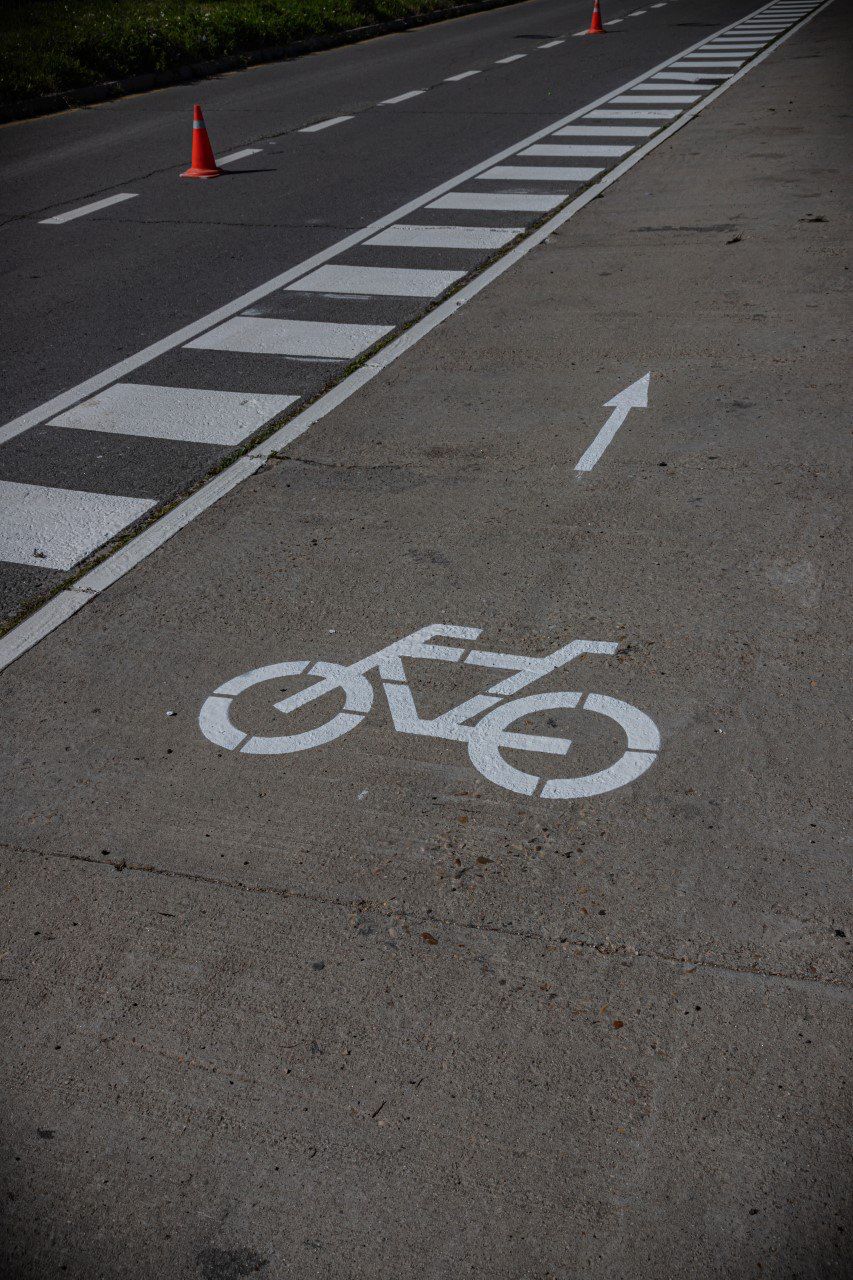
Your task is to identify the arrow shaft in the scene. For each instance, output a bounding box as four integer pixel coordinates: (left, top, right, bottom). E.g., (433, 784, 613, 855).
(574, 405, 630, 472)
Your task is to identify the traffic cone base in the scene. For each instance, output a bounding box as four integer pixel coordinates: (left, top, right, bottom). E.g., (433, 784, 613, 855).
(587, 0, 606, 33)
(181, 104, 223, 179)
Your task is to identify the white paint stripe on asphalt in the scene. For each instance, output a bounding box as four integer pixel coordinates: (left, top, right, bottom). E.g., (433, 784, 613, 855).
(648, 71, 728, 81)
(607, 17, 624, 22)
(521, 143, 633, 157)
(187, 316, 391, 359)
(0, 480, 155, 570)
(1, 0, 824, 451)
(428, 192, 564, 211)
(39, 193, 138, 225)
(645, 80, 718, 88)
(611, 94, 701, 103)
(299, 116, 353, 132)
(380, 90, 424, 104)
(445, 70, 480, 81)
(496, 54, 526, 63)
(217, 148, 261, 164)
(478, 165, 603, 182)
(629, 9, 648, 15)
(49, 383, 299, 445)
(538, 40, 565, 47)
(587, 109, 682, 119)
(287, 264, 465, 297)
(366, 224, 522, 250)
(555, 124, 657, 136)
(2, 0, 834, 671)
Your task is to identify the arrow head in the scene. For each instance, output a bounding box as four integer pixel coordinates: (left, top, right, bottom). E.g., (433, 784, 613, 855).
(604, 372, 651, 411)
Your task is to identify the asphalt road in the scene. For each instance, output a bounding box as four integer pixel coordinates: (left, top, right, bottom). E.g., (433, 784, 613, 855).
(0, 2, 850, 1275)
(0, 0, 789, 625)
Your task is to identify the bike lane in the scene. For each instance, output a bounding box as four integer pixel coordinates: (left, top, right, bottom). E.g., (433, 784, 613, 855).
(1, 10, 850, 1278)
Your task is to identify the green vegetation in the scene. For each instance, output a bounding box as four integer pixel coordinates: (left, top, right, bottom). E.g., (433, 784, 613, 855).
(0, 0, 462, 106)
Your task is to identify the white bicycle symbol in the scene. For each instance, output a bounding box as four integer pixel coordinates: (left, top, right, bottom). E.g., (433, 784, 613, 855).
(199, 624, 660, 799)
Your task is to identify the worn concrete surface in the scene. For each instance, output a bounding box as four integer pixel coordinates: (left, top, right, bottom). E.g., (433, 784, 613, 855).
(1, 7, 851, 1278)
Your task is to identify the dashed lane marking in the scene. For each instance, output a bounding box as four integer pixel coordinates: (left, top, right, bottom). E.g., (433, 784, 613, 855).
(379, 90, 424, 105)
(39, 193, 138, 225)
(50, 383, 298, 445)
(445, 70, 481, 82)
(495, 54, 526, 63)
(538, 40, 565, 47)
(298, 116, 353, 132)
(217, 148, 262, 164)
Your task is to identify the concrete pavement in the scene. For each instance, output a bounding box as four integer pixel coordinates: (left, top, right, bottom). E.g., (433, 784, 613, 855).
(1, 2, 850, 1277)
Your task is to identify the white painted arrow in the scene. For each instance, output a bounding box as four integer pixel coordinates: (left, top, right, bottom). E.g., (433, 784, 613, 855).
(574, 373, 651, 472)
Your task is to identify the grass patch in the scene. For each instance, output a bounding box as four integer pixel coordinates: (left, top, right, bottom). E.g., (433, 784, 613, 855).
(0, 0, 467, 105)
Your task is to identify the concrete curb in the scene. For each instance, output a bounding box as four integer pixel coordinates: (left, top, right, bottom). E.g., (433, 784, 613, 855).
(0, 0, 531, 126)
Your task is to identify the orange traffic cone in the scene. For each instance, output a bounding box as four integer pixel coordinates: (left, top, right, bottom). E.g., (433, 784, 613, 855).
(181, 104, 223, 179)
(587, 0, 606, 34)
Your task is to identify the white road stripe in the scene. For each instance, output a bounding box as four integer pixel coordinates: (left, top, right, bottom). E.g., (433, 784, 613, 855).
(607, 17, 624, 22)
(217, 148, 261, 164)
(380, 90, 424, 104)
(187, 316, 391, 359)
(50, 383, 298, 445)
(538, 40, 565, 47)
(39, 193, 137, 225)
(496, 54, 526, 63)
(287, 264, 465, 297)
(365, 224, 522, 250)
(648, 71, 728, 81)
(299, 116, 353, 133)
(555, 123, 657, 136)
(611, 93, 701, 103)
(445, 70, 481, 81)
(521, 143, 633, 157)
(629, 9, 648, 15)
(587, 109, 682, 119)
(477, 164, 603, 182)
(428, 192, 565, 211)
(0, 480, 155, 570)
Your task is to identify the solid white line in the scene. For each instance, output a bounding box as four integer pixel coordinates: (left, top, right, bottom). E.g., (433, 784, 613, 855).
(50, 383, 299, 444)
(298, 116, 353, 132)
(0, 0, 819, 452)
(0, 480, 155, 570)
(39, 193, 137, 225)
(496, 54, 526, 63)
(287, 264, 465, 297)
(2, 0, 835, 670)
(217, 148, 261, 164)
(366, 223, 522, 250)
(445, 70, 481, 81)
(187, 316, 391, 359)
(380, 90, 424, 104)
